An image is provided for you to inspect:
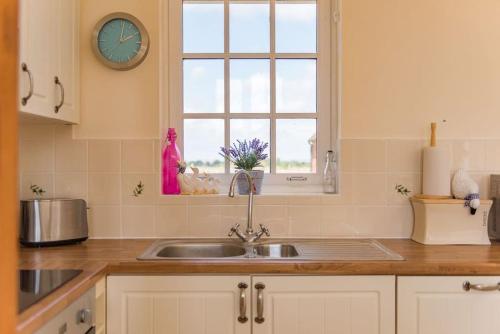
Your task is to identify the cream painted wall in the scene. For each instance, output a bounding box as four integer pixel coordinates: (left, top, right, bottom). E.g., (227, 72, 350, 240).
(342, 0, 500, 139)
(75, 0, 159, 139)
(75, 0, 500, 140)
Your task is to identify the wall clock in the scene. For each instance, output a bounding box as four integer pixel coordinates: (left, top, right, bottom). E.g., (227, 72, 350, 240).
(92, 12, 150, 71)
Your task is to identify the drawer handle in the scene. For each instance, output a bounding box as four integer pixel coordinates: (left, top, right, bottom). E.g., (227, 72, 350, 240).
(54, 76, 65, 113)
(255, 283, 265, 324)
(21, 63, 33, 106)
(237, 282, 248, 323)
(463, 281, 500, 292)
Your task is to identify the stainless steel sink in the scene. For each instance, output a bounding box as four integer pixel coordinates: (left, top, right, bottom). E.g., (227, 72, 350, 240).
(137, 239, 404, 261)
(156, 243, 246, 258)
(253, 244, 299, 258)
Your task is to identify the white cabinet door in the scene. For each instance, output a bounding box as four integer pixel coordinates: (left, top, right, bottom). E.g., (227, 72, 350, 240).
(19, 0, 55, 118)
(53, 0, 79, 123)
(19, 0, 79, 123)
(398, 276, 500, 334)
(251, 276, 395, 334)
(107, 276, 251, 334)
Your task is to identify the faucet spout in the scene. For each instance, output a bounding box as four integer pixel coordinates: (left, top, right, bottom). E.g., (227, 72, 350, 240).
(227, 170, 269, 243)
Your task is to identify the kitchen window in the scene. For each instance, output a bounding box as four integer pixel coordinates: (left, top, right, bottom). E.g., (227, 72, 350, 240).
(163, 0, 340, 193)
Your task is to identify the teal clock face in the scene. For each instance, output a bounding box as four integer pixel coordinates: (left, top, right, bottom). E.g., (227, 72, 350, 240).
(97, 18, 142, 64)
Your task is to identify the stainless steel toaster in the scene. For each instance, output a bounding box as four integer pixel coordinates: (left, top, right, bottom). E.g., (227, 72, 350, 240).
(20, 199, 88, 247)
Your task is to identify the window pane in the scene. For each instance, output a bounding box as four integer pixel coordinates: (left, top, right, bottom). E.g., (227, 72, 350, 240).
(276, 59, 316, 113)
(184, 59, 224, 114)
(230, 59, 270, 113)
(230, 2, 270, 53)
(230, 119, 270, 172)
(183, 2, 224, 53)
(184, 119, 225, 173)
(276, 119, 316, 173)
(276, 1, 317, 53)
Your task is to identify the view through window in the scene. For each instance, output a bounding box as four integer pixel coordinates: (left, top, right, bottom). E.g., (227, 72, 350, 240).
(173, 0, 335, 186)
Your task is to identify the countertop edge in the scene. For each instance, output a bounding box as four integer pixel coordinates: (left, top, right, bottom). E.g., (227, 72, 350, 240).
(16, 264, 107, 334)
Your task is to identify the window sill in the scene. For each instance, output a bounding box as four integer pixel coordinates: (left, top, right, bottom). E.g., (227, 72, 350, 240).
(157, 192, 341, 207)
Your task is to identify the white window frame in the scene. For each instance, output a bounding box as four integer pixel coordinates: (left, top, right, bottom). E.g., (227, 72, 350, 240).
(160, 0, 341, 193)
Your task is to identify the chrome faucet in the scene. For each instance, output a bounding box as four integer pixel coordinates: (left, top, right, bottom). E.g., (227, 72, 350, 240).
(227, 170, 270, 243)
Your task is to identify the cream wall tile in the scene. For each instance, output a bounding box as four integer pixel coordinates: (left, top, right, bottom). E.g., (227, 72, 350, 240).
(385, 206, 414, 238)
(221, 205, 247, 233)
(254, 195, 288, 205)
(484, 140, 500, 172)
(21, 173, 54, 199)
(20, 139, 55, 172)
(452, 140, 485, 172)
(320, 206, 357, 237)
(19, 124, 55, 142)
(55, 139, 87, 172)
(122, 174, 157, 205)
(289, 206, 321, 237)
(351, 207, 388, 237)
(254, 205, 289, 237)
(157, 195, 188, 206)
(387, 173, 420, 205)
(351, 139, 386, 172)
(187, 206, 222, 237)
(154, 139, 161, 173)
(288, 195, 322, 205)
(54, 124, 74, 141)
(122, 206, 156, 238)
(387, 140, 423, 173)
(55, 173, 87, 199)
(340, 139, 353, 172)
(188, 195, 224, 206)
(156, 205, 188, 237)
(469, 173, 490, 198)
(88, 140, 121, 172)
(218, 195, 247, 205)
(352, 173, 387, 205)
(88, 206, 121, 238)
(122, 140, 155, 173)
(321, 173, 353, 205)
(88, 173, 121, 205)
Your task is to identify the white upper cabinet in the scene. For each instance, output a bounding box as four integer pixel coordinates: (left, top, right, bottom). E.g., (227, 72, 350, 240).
(398, 276, 500, 334)
(19, 0, 79, 124)
(252, 276, 395, 334)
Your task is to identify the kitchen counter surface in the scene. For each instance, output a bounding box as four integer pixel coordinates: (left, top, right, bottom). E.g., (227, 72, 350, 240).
(17, 238, 500, 332)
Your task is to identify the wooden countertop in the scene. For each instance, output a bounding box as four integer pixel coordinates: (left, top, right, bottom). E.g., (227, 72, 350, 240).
(17, 238, 500, 332)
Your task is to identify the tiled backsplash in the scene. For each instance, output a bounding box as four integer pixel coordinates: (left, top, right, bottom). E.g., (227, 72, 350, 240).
(19, 124, 496, 239)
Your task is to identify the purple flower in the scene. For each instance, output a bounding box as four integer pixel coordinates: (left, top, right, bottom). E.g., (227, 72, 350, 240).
(220, 138, 269, 171)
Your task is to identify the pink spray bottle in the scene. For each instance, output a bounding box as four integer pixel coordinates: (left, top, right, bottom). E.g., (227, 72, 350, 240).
(162, 128, 181, 195)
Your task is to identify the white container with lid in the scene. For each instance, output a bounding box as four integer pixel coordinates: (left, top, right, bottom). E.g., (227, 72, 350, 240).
(410, 196, 492, 245)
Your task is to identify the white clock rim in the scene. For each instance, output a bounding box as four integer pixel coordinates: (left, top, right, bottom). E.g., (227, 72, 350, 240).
(92, 12, 150, 71)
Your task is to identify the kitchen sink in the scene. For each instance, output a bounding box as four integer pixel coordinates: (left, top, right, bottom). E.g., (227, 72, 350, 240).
(156, 243, 246, 258)
(137, 239, 404, 261)
(253, 244, 299, 258)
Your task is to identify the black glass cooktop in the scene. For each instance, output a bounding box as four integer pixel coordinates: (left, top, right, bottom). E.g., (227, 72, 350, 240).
(18, 269, 82, 313)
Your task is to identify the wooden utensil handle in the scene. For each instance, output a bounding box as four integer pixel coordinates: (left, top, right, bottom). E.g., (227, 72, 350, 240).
(430, 122, 437, 147)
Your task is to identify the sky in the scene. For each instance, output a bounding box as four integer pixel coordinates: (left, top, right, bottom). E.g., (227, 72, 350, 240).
(181, 1, 317, 167)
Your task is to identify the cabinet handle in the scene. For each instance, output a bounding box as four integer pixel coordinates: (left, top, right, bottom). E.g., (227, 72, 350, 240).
(21, 63, 33, 106)
(54, 76, 65, 113)
(255, 283, 265, 324)
(237, 282, 248, 323)
(463, 281, 500, 292)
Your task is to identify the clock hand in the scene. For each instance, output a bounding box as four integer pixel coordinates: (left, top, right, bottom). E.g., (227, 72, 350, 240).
(122, 32, 139, 42)
(120, 21, 125, 42)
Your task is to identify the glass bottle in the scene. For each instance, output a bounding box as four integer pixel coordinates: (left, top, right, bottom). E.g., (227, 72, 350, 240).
(323, 150, 337, 194)
(162, 128, 181, 195)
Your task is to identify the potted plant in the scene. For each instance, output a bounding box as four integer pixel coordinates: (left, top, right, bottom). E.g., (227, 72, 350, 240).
(220, 139, 268, 195)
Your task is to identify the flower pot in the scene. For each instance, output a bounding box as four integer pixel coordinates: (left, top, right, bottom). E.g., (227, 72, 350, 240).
(237, 170, 264, 195)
